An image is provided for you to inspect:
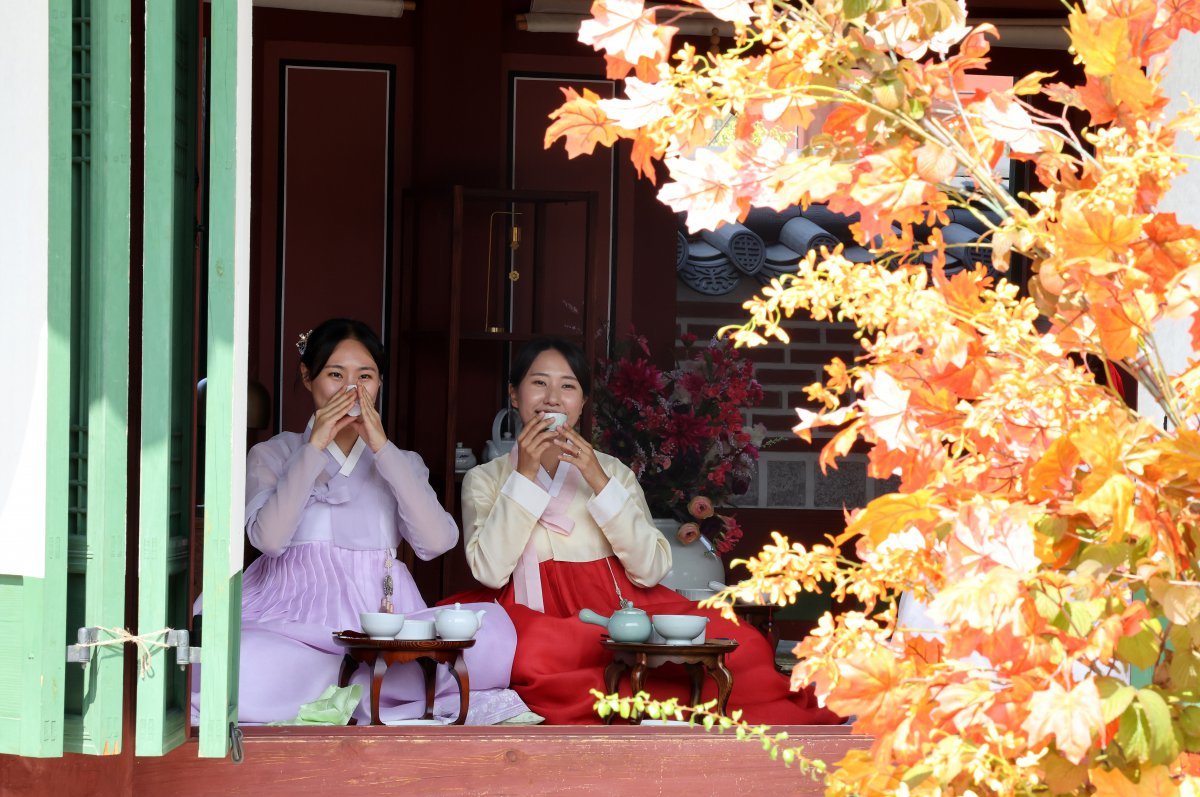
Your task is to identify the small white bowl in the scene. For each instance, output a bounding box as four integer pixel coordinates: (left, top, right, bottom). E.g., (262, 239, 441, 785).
(394, 619, 435, 640)
(360, 611, 405, 639)
(543, 412, 568, 431)
(652, 614, 710, 645)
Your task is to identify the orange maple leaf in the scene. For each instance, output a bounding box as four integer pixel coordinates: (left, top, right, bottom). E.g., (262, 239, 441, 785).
(1070, 11, 1129, 78)
(545, 87, 625, 158)
(1162, 0, 1200, 37)
(1089, 765, 1176, 797)
(657, 149, 744, 232)
(1057, 193, 1143, 259)
(839, 489, 940, 546)
(824, 647, 913, 722)
(578, 0, 675, 66)
(628, 133, 660, 184)
(848, 145, 943, 238)
(934, 677, 997, 734)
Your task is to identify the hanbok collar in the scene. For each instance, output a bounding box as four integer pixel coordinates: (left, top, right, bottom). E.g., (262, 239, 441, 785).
(508, 448, 581, 613)
(305, 416, 367, 477)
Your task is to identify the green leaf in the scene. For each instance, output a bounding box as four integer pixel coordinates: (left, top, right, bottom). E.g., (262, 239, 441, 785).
(1097, 678, 1137, 725)
(1077, 542, 1133, 572)
(1135, 688, 1180, 766)
(903, 763, 934, 788)
(1116, 619, 1163, 670)
(842, 0, 871, 20)
(1032, 588, 1066, 626)
(1064, 598, 1108, 634)
(1116, 703, 1151, 762)
(1179, 705, 1200, 743)
(1170, 649, 1200, 693)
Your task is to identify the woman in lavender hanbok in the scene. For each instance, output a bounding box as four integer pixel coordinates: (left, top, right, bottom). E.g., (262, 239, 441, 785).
(191, 318, 529, 725)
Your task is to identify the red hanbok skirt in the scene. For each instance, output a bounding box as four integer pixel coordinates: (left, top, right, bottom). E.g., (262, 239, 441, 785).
(445, 556, 841, 726)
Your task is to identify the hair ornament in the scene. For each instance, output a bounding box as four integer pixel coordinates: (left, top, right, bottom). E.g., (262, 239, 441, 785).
(296, 329, 312, 358)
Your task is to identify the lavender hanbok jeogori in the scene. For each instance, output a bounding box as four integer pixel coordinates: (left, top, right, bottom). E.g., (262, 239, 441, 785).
(191, 424, 530, 725)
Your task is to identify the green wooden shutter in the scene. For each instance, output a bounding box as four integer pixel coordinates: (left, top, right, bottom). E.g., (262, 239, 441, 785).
(197, 0, 251, 758)
(62, 0, 133, 757)
(136, 0, 199, 757)
(0, 0, 74, 759)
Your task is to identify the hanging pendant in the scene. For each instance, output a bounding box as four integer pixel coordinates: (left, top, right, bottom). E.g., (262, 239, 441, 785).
(381, 549, 395, 613)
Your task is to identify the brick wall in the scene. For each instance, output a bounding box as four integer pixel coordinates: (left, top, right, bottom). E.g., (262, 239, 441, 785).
(676, 281, 898, 510)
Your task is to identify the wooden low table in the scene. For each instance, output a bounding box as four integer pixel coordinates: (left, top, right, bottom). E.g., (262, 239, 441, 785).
(600, 638, 739, 724)
(333, 631, 475, 725)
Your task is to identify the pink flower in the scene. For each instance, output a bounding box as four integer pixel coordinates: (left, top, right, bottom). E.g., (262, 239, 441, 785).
(688, 495, 714, 519)
(676, 522, 701, 545)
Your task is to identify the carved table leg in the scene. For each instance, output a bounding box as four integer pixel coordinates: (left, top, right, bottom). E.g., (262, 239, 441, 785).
(446, 653, 470, 725)
(629, 654, 649, 725)
(338, 654, 360, 726)
(602, 659, 627, 726)
(685, 662, 705, 706)
(709, 655, 734, 717)
(416, 657, 438, 721)
(370, 654, 387, 726)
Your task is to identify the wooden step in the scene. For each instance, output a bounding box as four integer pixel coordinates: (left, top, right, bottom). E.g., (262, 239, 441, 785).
(132, 725, 871, 796)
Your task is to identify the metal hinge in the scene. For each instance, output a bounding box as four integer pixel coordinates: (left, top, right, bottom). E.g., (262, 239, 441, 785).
(166, 629, 202, 668)
(65, 627, 201, 668)
(66, 627, 99, 664)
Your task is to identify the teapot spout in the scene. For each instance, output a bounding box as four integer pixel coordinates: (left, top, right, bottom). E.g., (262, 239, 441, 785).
(475, 609, 486, 624)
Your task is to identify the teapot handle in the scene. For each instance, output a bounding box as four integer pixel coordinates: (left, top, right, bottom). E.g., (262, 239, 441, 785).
(577, 609, 611, 628)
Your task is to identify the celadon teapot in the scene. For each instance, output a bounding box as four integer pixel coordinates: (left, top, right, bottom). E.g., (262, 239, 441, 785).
(435, 603, 485, 641)
(578, 601, 652, 643)
(483, 408, 523, 462)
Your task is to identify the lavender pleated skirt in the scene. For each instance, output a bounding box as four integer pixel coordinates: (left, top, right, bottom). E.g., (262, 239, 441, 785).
(191, 541, 529, 725)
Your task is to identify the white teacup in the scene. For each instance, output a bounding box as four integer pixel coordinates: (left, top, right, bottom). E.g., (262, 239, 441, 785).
(543, 412, 568, 431)
(394, 619, 435, 640)
(360, 611, 404, 639)
(344, 384, 361, 417)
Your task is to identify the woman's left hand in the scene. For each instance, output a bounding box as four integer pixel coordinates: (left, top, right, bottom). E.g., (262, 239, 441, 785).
(354, 384, 389, 453)
(556, 426, 609, 494)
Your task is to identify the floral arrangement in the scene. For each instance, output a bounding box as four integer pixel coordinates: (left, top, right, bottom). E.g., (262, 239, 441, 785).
(591, 334, 764, 555)
(551, 0, 1200, 793)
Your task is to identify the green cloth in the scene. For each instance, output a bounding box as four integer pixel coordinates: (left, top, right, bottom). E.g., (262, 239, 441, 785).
(268, 684, 363, 726)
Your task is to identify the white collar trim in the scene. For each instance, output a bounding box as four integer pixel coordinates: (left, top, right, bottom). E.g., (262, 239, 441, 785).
(306, 416, 367, 477)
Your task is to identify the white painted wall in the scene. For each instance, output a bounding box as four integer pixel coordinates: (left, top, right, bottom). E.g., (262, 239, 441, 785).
(0, 3, 49, 579)
(1141, 32, 1200, 430)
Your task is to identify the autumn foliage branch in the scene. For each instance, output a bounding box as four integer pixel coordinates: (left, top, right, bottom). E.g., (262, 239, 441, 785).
(548, 0, 1200, 793)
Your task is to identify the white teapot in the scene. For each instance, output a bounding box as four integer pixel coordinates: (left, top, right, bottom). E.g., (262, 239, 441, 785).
(435, 602, 486, 641)
(482, 408, 523, 462)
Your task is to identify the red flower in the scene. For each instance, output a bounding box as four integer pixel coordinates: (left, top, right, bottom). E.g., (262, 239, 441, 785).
(665, 411, 710, 452)
(713, 516, 743, 556)
(593, 336, 764, 521)
(609, 358, 664, 405)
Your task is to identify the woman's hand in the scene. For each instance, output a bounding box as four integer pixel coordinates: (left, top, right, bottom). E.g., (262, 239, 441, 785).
(354, 384, 388, 453)
(556, 426, 609, 494)
(514, 412, 559, 481)
(309, 386, 359, 450)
